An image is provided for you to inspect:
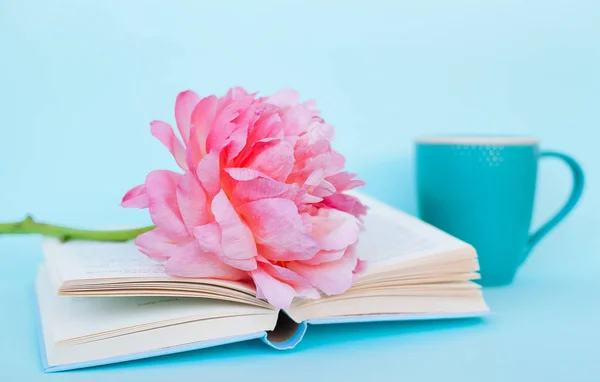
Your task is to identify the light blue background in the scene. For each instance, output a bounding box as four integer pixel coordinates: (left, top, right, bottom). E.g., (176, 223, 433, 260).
(1, 1, 599, 381)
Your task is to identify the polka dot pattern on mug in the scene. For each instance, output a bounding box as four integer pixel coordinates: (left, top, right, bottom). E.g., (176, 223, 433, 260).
(451, 144, 505, 167)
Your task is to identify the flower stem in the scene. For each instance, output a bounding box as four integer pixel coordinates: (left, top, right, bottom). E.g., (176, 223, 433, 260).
(0, 215, 154, 243)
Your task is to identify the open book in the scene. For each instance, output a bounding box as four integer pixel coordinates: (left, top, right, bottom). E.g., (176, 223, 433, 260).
(35, 193, 489, 372)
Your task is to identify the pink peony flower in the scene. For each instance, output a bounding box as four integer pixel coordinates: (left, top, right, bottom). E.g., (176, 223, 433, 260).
(122, 87, 367, 308)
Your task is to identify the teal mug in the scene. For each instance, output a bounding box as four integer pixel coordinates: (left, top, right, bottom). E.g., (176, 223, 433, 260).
(416, 136, 584, 286)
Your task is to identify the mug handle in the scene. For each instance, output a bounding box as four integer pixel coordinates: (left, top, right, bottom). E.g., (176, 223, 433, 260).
(522, 151, 585, 262)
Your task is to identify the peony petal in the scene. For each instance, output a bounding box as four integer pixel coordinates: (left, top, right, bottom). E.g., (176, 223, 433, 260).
(224, 167, 269, 181)
(121, 184, 148, 208)
(193, 223, 256, 271)
(321, 193, 368, 219)
(300, 213, 312, 232)
(164, 240, 247, 280)
(301, 120, 332, 146)
(311, 180, 336, 198)
(230, 177, 293, 206)
(287, 248, 358, 295)
(211, 190, 257, 270)
(256, 258, 319, 299)
(227, 103, 266, 161)
(295, 140, 330, 162)
(237, 198, 318, 261)
(303, 99, 317, 109)
(192, 222, 221, 254)
(251, 264, 297, 309)
(313, 120, 335, 142)
(325, 151, 345, 176)
(267, 89, 299, 109)
(297, 192, 323, 204)
(352, 256, 367, 284)
(206, 122, 236, 154)
(288, 148, 331, 186)
(325, 172, 366, 192)
(150, 120, 189, 171)
(206, 97, 248, 153)
(176, 172, 210, 230)
(240, 109, 283, 158)
(354, 258, 367, 274)
(224, 123, 249, 163)
(217, 87, 255, 115)
(190, 95, 218, 155)
(224, 86, 251, 101)
(242, 140, 294, 181)
(304, 168, 324, 187)
(145, 170, 188, 238)
(280, 103, 319, 137)
(311, 209, 360, 251)
(186, 125, 203, 172)
(175, 90, 201, 144)
(196, 150, 221, 198)
(134, 227, 181, 261)
(302, 248, 347, 266)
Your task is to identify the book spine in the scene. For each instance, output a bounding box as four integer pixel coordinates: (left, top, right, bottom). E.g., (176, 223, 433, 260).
(261, 320, 308, 350)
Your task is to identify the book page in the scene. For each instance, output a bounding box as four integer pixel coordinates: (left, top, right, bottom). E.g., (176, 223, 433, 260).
(44, 239, 167, 281)
(37, 266, 273, 343)
(352, 192, 471, 272)
(42, 239, 255, 294)
(288, 294, 489, 323)
(37, 267, 278, 368)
